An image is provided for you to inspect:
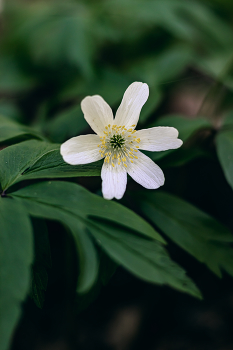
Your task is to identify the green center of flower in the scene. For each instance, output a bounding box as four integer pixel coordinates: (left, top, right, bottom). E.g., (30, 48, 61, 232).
(109, 134, 125, 149)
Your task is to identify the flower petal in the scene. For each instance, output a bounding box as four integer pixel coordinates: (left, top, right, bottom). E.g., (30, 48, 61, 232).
(101, 162, 127, 200)
(136, 126, 183, 152)
(114, 82, 149, 129)
(61, 134, 102, 165)
(127, 151, 164, 189)
(81, 95, 114, 136)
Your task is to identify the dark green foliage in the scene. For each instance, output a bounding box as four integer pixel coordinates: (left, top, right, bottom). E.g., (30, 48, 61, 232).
(136, 192, 233, 276)
(1, 1, 233, 349)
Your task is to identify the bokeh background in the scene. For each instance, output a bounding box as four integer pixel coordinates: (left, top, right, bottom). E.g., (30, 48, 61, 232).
(2, 0, 233, 349)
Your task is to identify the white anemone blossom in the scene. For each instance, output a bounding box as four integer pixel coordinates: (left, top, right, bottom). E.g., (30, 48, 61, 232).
(61, 82, 183, 200)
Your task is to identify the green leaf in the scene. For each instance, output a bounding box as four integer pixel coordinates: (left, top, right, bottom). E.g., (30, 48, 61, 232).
(0, 140, 102, 191)
(0, 197, 33, 350)
(12, 181, 165, 243)
(0, 115, 44, 144)
(135, 191, 233, 277)
(0, 140, 58, 191)
(216, 129, 233, 190)
(88, 221, 201, 299)
(11, 182, 201, 298)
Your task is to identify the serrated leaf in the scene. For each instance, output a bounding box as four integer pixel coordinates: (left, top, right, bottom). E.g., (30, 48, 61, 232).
(135, 191, 233, 277)
(11, 182, 200, 298)
(0, 140, 102, 191)
(88, 221, 201, 299)
(0, 197, 33, 350)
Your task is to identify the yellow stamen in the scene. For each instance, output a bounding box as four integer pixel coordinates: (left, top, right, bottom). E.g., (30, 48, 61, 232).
(131, 124, 135, 127)
(123, 163, 127, 167)
(134, 156, 138, 159)
(130, 160, 134, 163)
(112, 163, 115, 167)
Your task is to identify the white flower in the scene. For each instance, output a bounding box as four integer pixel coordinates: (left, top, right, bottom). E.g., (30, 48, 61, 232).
(60, 82, 183, 200)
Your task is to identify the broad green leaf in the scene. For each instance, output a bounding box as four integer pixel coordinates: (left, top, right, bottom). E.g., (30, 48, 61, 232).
(30, 219, 51, 308)
(88, 221, 201, 299)
(12, 181, 165, 243)
(0, 140, 59, 191)
(148, 115, 211, 161)
(21, 149, 102, 181)
(135, 191, 233, 276)
(11, 181, 165, 291)
(0, 140, 102, 191)
(216, 129, 233, 190)
(0, 197, 33, 350)
(0, 115, 44, 144)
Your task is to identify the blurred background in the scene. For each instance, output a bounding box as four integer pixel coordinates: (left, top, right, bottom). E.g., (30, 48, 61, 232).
(2, 0, 233, 349)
